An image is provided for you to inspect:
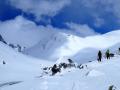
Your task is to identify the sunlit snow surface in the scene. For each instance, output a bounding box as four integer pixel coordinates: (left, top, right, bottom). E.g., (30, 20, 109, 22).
(0, 29, 120, 90)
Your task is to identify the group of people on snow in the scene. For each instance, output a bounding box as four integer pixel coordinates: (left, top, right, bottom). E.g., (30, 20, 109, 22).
(97, 48, 120, 62)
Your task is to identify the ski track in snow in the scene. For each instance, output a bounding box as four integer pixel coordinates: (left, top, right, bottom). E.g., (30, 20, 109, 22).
(0, 81, 23, 88)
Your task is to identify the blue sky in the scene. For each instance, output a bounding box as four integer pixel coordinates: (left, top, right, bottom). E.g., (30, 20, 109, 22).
(0, 0, 120, 34)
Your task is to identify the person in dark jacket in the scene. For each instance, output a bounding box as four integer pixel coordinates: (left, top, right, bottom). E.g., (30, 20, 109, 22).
(3, 60, 6, 65)
(118, 48, 120, 55)
(97, 50, 102, 62)
(106, 49, 110, 59)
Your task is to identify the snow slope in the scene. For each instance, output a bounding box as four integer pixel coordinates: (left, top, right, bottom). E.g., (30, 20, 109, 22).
(1, 40, 120, 90)
(0, 42, 53, 84)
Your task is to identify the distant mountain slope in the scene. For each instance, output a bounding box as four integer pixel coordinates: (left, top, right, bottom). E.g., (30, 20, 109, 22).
(24, 30, 120, 63)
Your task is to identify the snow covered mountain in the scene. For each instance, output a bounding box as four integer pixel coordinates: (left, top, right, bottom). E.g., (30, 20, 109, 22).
(23, 29, 120, 63)
(0, 20, 120, 63)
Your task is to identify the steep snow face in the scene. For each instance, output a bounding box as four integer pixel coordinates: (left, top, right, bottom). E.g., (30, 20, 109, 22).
(23, 30, 70, 60)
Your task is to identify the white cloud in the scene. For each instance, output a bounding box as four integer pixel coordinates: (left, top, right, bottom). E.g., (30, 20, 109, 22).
(81, 0, 120, 20)
(0, 16, 42, 48)
(66, 22, 98, 37)
(93, 16, 105, 27)
(9, 0, 71, 20)
(0, 15, 97, 49)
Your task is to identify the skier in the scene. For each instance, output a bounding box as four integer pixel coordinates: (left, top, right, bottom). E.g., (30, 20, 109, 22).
(106, 49, 110, 59)
(97, 50, 102, 62)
